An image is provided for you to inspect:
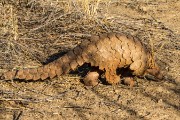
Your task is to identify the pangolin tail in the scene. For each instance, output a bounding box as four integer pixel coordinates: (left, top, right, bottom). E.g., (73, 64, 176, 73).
(1, 50, 83, 81)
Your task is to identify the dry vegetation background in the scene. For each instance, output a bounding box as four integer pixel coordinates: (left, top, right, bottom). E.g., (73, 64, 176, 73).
(0, 0, 179, 120)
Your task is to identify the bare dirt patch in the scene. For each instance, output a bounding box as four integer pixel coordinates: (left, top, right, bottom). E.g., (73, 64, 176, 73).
(0, 0, 179, 120)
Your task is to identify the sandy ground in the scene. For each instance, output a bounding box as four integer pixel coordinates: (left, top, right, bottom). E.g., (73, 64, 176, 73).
(0, 0, 179, 120)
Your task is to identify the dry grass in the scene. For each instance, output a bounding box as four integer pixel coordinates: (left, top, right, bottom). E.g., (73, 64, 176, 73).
(0, 0, 116, 70)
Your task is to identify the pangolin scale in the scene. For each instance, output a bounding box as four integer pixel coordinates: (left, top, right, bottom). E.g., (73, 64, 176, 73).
(1, 33, 162, 86)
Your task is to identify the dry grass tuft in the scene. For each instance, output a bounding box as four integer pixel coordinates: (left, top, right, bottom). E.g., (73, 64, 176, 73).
(76, 0, 101, 18)
(0, 3, 18, 40)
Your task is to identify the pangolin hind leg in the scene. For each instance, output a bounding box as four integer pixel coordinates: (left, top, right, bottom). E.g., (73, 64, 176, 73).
(83, 66, 104, 86)
(83, 71, 100, 86)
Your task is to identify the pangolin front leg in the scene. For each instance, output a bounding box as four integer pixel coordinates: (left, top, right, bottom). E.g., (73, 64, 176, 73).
(122, 77, 135, 87)
(105, 69, 120, 85)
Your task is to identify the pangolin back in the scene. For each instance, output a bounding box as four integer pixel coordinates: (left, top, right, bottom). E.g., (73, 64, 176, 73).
(1, 33, 161, 84)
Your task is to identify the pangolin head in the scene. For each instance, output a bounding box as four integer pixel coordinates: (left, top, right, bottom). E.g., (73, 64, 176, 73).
(146, 53, 163, 80)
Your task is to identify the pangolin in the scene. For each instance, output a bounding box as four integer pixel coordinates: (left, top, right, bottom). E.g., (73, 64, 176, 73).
(0, 33, 163, 86)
